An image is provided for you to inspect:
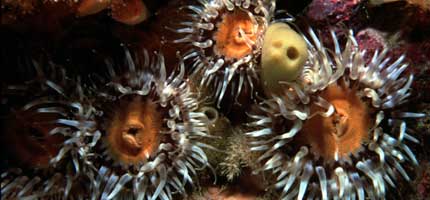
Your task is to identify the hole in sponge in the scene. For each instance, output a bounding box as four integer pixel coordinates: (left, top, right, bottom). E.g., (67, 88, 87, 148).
(286, 47, 299, 60)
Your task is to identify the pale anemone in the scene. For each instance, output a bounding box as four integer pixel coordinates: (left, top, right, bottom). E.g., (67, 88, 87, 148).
(85, 50, 212, 200)
(172, 0, 288, 107)
(246, 28, 425, 199)
(0, 61, 98, 199)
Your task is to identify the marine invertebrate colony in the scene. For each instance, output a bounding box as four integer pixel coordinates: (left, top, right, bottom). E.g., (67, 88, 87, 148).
(83, 50, 212, 199)
(0, 50, 214, 200)
(2, 0, 430, 199)
(173, 0, 277, 107)
(246, 28, 424, 199)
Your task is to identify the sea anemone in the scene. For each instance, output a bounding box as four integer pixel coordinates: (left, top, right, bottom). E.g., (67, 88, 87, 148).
(172, 0, 282, 107)
(246, 28, 425, 199)
(0, 61, 98, 199)
(84, 50, 213, 200)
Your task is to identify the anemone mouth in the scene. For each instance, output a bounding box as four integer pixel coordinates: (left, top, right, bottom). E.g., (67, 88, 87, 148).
(246, 28, 424, 199)
(299, 80, 373, 161)
(214, 9, 263, 60)
(173, 0, 275, 106)
(105, 95, 161, 165)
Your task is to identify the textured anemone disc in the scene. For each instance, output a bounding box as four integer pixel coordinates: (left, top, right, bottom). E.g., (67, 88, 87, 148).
(105, 95, 162, 166)
(0, 61, 98, 199)
(84, 50, 213, 200)
(172, 0, 283, 108)
(246, 28, 425, 199)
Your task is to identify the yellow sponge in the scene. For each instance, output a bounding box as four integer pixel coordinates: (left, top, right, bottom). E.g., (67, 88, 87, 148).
(261, 23, 308, 94)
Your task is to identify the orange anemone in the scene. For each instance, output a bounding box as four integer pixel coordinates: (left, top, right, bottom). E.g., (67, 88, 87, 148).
(214, 10, 262, 60)
(298, 81, 372, 161)
(77, 0, 148, 25)
(106, 96, 161, 165)
(111, 0, 149, 25)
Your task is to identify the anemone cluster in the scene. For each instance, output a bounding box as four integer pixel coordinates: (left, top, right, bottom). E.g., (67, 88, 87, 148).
(0, 0, 426, 199)
(1, 51, 213, 200)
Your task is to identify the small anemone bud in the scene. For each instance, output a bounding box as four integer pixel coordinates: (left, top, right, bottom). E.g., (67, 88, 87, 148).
(261, 23, 308, 94)
(111, 0, 149, 25)
(76, 0, 149, 25)
(76, 0, 111, 17)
